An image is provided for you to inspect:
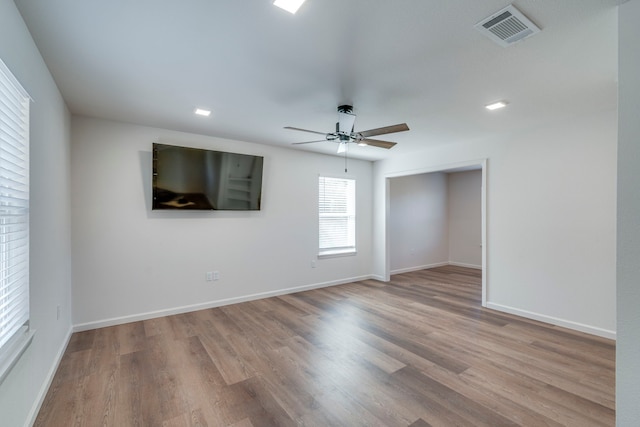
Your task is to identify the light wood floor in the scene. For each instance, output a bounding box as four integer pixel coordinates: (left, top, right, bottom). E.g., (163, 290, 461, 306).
(35, 266, 615, 426)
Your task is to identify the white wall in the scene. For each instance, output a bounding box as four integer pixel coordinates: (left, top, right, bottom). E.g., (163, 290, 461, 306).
(617, 0, 640, 423)
(374, 108, 617, 338)
(389, 173, 449, 273)
(388, 170, 483, 273)
(71, 116, 373, 328)
(448, 170, 482, 268)
(0, 1, 73, 425)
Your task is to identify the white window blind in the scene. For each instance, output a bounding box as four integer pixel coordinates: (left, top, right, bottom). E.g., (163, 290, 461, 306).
(0, 58, 30, 355)
(319, 176, 355, 256)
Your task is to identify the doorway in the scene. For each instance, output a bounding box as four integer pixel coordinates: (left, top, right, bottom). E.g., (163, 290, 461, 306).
(385, 159, 487, 306)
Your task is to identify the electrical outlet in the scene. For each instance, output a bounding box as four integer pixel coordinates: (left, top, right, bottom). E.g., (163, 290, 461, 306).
(311, 260, 316, 268)
(213, 271, 220, 281)
(206, 272, 213, 281)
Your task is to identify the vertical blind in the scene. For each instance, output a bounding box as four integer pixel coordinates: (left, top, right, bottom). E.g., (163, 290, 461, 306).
(0, 58, 30, 352)
(318, 176, 355, 255)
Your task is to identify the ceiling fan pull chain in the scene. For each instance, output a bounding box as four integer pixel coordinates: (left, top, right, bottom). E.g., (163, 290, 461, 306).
(344, 146, 348, 173)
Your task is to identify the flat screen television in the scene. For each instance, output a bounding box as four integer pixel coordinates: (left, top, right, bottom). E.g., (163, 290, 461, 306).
(152, 143, 264, 210)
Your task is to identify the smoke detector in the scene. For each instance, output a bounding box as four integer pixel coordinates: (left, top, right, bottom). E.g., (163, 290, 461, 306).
(475, 5, 541, 47)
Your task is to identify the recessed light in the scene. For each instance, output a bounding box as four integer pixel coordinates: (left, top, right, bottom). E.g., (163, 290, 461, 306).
(485, 101, 508, 111)
(194, 108, 211, 117)
(273, 0, 306, 14)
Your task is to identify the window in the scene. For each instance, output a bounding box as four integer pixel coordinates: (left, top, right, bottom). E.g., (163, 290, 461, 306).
(318, 176, 355, 256)
(0, 58, 31, 384)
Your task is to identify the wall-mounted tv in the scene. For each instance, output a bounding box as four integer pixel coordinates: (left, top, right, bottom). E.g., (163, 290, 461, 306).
(152, 143, 264, 210)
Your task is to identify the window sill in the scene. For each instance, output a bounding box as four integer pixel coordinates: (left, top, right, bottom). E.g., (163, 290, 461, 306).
(318, 249, 357, 259)
(0, 327, 35, 385)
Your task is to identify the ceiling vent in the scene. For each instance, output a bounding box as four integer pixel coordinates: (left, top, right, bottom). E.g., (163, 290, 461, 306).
(475, 5, 541, 47)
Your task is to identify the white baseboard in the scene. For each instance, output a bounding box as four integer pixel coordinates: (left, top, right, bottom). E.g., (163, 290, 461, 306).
(486, 302, 616, 340)
(26, 326, 73, 427)
(390, 262, 449, 275)
(448, 261, 482, 270)
(71, 271, 615, 340)
(390, 261, 482, 276)
(73, 275, 374, 332)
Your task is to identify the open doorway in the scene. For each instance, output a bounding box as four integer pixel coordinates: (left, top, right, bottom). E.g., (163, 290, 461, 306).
(384, 159, 487, 306)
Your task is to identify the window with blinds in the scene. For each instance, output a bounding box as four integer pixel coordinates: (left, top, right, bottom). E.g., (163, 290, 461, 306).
(0, 57, 31, 382)
(318, 176, 355, 256)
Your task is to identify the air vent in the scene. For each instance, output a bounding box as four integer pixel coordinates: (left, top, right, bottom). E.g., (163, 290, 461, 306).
(475, 5, 541, 47)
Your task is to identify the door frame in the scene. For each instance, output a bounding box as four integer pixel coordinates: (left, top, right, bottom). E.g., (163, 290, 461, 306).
(384, 158, 487, 306)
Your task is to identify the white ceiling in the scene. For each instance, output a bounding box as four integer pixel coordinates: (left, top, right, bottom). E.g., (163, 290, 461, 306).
(15, 0, 620, 161)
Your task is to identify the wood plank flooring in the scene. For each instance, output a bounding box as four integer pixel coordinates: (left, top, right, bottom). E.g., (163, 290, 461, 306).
(35, 266, 615, 426)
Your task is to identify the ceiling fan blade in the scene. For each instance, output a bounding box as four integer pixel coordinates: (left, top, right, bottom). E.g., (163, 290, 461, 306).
(292, 139, 328, 145)
(358, 138, 398, 149)
(284, 126, 328, 136)
(358, 123, 409, 138)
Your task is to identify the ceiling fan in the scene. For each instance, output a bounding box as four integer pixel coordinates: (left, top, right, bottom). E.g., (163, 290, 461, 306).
(285, 105, 409, 153)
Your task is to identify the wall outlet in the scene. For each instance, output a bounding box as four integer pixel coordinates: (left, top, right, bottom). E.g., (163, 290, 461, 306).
(206, 272, 213, 281)
(213, 271, 220, 281)
(311, 260, 316, 268)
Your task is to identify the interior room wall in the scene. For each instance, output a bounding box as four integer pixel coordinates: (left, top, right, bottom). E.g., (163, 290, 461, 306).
(0, 1, 73, 425)
(373, 108, 617, 338)
(70, 116, 373, 329)
(448, 170, 482, 268)
(389, 173, 449, 273)
(388, 170, 482, 274)
(617, 0, 640, 422)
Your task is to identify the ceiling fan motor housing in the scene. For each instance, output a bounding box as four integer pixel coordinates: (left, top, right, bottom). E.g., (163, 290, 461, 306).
(337, 105, 356, 135)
